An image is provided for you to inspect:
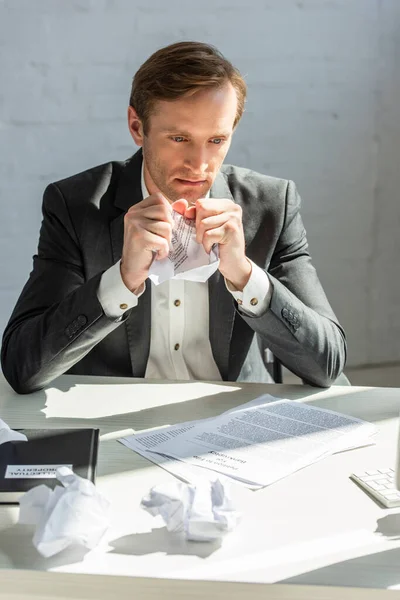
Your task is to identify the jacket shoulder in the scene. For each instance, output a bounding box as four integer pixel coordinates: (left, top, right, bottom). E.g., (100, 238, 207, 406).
(221, 164, 289, 200)
(49, 161, 125, 205)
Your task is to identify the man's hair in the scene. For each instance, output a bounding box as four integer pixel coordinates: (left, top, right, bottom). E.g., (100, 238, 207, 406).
(130, 41, 247, 134)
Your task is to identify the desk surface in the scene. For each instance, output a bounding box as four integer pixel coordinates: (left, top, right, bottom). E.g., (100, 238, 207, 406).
(1, 374, 400, 591)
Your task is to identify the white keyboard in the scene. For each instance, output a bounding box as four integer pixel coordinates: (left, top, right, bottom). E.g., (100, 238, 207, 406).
(351, 468, 400, 508)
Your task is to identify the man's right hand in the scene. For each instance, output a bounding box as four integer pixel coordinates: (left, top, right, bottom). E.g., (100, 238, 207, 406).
(120, 193, 174, 293)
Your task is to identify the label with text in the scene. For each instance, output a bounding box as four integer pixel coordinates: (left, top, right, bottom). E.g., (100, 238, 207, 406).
(5, 464, 73, 479)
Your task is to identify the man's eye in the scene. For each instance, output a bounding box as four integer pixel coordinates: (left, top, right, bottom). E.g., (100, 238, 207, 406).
(172, 136, 185, 143)
(211, 138, 223, 145)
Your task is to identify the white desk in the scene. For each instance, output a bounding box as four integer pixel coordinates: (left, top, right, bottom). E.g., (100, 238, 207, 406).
(1, 374, 400, 592)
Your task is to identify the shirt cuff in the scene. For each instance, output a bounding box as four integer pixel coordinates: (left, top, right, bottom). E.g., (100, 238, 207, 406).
(225, 260, 272, 317)
(97, 261, 145, 319)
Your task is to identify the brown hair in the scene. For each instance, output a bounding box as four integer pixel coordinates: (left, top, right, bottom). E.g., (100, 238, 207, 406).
(130, 41, 246, 134)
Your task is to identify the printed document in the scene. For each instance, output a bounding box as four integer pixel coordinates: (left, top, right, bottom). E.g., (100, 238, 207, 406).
(121, 395, 376, 488)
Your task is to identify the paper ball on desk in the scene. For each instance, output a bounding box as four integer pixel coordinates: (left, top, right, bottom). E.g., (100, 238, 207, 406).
(141, 477, 241, 542)
(19, 466, 110, 557)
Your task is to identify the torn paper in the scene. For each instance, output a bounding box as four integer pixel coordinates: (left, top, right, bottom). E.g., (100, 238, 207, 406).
(19, 466, 110, 557)
(148, 211, 219, 285)
(141, 478, 240, 542)
(0, 419, 27, 445)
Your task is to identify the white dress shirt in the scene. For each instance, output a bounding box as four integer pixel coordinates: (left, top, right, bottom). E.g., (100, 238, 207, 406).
(97, 168, 272, 381)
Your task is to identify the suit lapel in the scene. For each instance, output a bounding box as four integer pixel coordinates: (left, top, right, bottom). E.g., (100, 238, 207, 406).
(208, 171, 237, 380)
(110, 150, 151, 377)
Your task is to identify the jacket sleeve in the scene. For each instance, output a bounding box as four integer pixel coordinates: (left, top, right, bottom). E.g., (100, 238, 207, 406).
(1, 183, 123, 394)
(241, 180, 347, 387)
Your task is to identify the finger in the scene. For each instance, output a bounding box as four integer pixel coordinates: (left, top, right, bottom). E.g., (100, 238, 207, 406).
(195, 197, 230, 220)
(195, 198, 223, 233)
(143, 192, 171, 207)
(142, 230, 170, 260)
(129, 192, 171, 213)
(184, 205, 196, 220)
(142, 220, 172, 243)
(141, 205, 174, 226)
(171, 198, 189, 216)
(196, 213, 230, 244)
(202, 226, 227, 254)
(125, 205, 174, 229)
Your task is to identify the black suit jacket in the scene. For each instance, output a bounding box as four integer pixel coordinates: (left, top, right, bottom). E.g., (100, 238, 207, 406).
(1, 150, 347, 393)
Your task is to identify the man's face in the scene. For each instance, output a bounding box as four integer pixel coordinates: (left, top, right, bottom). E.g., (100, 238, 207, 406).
(128, 83, 238, 203)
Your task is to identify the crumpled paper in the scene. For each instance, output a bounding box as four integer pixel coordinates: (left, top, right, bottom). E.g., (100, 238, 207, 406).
(149, 211, 219, 285)
(19, 466, 110, 557)
(0, 418, 27, 445)
(141, 478, 241, 542)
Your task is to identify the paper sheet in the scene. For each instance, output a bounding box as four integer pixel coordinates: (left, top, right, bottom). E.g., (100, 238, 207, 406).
(120, 396, 279, 487)
(120, 396, 273, 489)
(0, 419, 27, 445)
(148, 211, 219, 285)
(121, 395, 376, 489)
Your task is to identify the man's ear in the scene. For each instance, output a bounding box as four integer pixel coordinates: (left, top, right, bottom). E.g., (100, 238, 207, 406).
(127, 106, 144, 146)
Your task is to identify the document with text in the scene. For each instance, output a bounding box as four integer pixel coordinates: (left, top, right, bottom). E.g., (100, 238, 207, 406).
(121, 395, 376, 488)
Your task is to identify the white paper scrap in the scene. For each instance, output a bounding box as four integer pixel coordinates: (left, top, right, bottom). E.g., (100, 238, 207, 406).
(148, 211, 219, 285)
(0, 419, 27, 445)
(19, 467, 110, 557)
(141, 478, 241, 542)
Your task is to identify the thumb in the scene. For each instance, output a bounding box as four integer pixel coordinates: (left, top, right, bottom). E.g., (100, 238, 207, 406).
(184, 205, 196, 220)
(171, 198, 189, 216)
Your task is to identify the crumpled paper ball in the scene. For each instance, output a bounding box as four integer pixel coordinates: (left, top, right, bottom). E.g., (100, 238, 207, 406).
(19, 466, 110, 557)
(141, 478, 241, 542)
(0, 418, 27, 445)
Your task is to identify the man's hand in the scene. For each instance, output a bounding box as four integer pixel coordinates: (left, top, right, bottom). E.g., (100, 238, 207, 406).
(120, 193, 175, 293)
(175, 198, 251, 290)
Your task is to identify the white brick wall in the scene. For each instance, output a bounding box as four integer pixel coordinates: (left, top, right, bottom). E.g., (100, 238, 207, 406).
(0, 0, 399, 367)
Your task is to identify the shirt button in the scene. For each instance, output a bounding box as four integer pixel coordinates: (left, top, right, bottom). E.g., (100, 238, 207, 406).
(174, 299, 181, 307)
(174, 343, 180, 351)
(250, 298, 258, 306)
(119, 303, 128, 310)
(237, 299, 243, 305)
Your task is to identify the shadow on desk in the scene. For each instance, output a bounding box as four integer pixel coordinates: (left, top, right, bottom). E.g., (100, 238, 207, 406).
(279, 513, 400, 589)
(22, 377, 324, 423)
(280, 546, 400, 590)
(14, 376, 395, 428)
(0, 523, 90, 571)
(109, 526, 221, 559)
(0, 523, 220, 572)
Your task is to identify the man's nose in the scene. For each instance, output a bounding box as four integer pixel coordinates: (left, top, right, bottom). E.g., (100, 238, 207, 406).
(185, 146, 209, 173)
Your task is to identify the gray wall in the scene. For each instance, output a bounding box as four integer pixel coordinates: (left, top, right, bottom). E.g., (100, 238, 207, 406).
(0, 0, 399, 367)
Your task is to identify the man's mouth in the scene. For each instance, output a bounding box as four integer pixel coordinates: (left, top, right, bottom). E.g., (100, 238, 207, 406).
(175, 178, 207, 186)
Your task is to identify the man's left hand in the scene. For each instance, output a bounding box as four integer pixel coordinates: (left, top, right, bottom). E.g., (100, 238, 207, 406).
(174, 198, 251, 291)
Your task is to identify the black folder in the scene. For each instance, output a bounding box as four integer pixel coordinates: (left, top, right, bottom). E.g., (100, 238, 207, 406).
(0, 428, 99, 504)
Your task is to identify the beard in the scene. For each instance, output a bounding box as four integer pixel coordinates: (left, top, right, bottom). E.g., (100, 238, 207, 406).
(142, 145, 212, 203)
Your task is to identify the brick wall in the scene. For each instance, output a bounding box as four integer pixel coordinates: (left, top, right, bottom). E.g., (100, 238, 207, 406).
(0, 0, 399, 367)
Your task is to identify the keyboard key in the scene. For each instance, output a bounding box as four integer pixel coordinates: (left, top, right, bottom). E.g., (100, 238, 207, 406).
(383, 492, 400, 500)
(351, 469, 400, 508)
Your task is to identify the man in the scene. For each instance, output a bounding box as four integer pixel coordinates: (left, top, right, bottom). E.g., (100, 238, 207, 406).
(1, 41, 347, 394)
